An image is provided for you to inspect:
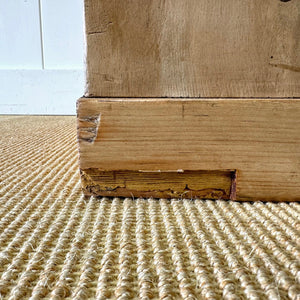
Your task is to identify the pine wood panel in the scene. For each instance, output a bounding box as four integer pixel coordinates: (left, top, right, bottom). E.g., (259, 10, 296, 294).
(85, 0, 300, 98)
(77, 98, 300, 201)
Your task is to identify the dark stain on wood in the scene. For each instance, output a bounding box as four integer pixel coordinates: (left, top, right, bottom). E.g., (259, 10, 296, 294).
(269, 63, 300, 73)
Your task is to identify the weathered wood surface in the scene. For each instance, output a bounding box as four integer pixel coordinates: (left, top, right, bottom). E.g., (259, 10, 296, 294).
(80, 169, 236, 200)
(77, 98, 300, 201)
(85, 0, 300, 98)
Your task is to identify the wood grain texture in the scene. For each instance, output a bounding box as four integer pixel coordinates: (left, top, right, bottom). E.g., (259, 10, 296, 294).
(84, 0, 300, 98)
(77, 98, 300, 201)
(80, 169, 236, 199)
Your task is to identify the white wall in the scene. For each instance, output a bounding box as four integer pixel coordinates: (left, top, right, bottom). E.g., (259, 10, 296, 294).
(0, 0, 85, 115)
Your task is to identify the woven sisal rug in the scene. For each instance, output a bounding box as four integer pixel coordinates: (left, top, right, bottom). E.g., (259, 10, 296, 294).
(0, 116, 299, 299)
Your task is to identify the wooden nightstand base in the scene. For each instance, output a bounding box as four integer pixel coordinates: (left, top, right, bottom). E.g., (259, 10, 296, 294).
(77, 98, 300, 201)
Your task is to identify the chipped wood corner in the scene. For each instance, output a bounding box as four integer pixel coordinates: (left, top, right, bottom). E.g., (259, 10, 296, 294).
(77, 104, 101, 144)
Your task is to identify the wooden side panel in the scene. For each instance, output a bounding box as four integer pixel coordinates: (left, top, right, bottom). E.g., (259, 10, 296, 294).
(77, 98, 300, 201)
(85, 0, 300, 98)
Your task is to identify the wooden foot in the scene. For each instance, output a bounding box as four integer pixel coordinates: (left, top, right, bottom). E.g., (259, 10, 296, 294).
(77, 98, 300, 201)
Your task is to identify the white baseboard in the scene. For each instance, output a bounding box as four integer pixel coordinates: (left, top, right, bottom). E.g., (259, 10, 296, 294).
(0, 69, 85, 115)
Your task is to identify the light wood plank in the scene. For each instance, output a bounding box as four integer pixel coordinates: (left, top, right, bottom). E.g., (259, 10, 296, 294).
(77, 98, 300, 201)
(85, 0, 300, 97)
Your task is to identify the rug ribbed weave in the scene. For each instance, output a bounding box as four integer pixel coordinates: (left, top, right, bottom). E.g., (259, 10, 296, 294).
(0, 116, 299, 300)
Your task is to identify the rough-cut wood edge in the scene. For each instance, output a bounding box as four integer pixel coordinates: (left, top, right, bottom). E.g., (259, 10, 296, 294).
(80, 169, 237, 200)
(77, 97, 300, 201)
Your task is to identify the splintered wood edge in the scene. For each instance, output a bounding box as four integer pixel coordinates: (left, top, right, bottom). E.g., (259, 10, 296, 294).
(77, 98, 300, 201)
(80, 169, 237, 200)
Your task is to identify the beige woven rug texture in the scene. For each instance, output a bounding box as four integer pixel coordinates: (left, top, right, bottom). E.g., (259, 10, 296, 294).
(0, 116, 299, 300)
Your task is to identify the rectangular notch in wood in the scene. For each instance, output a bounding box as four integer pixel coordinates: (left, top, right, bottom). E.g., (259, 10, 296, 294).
(80, 169, 236, 200)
